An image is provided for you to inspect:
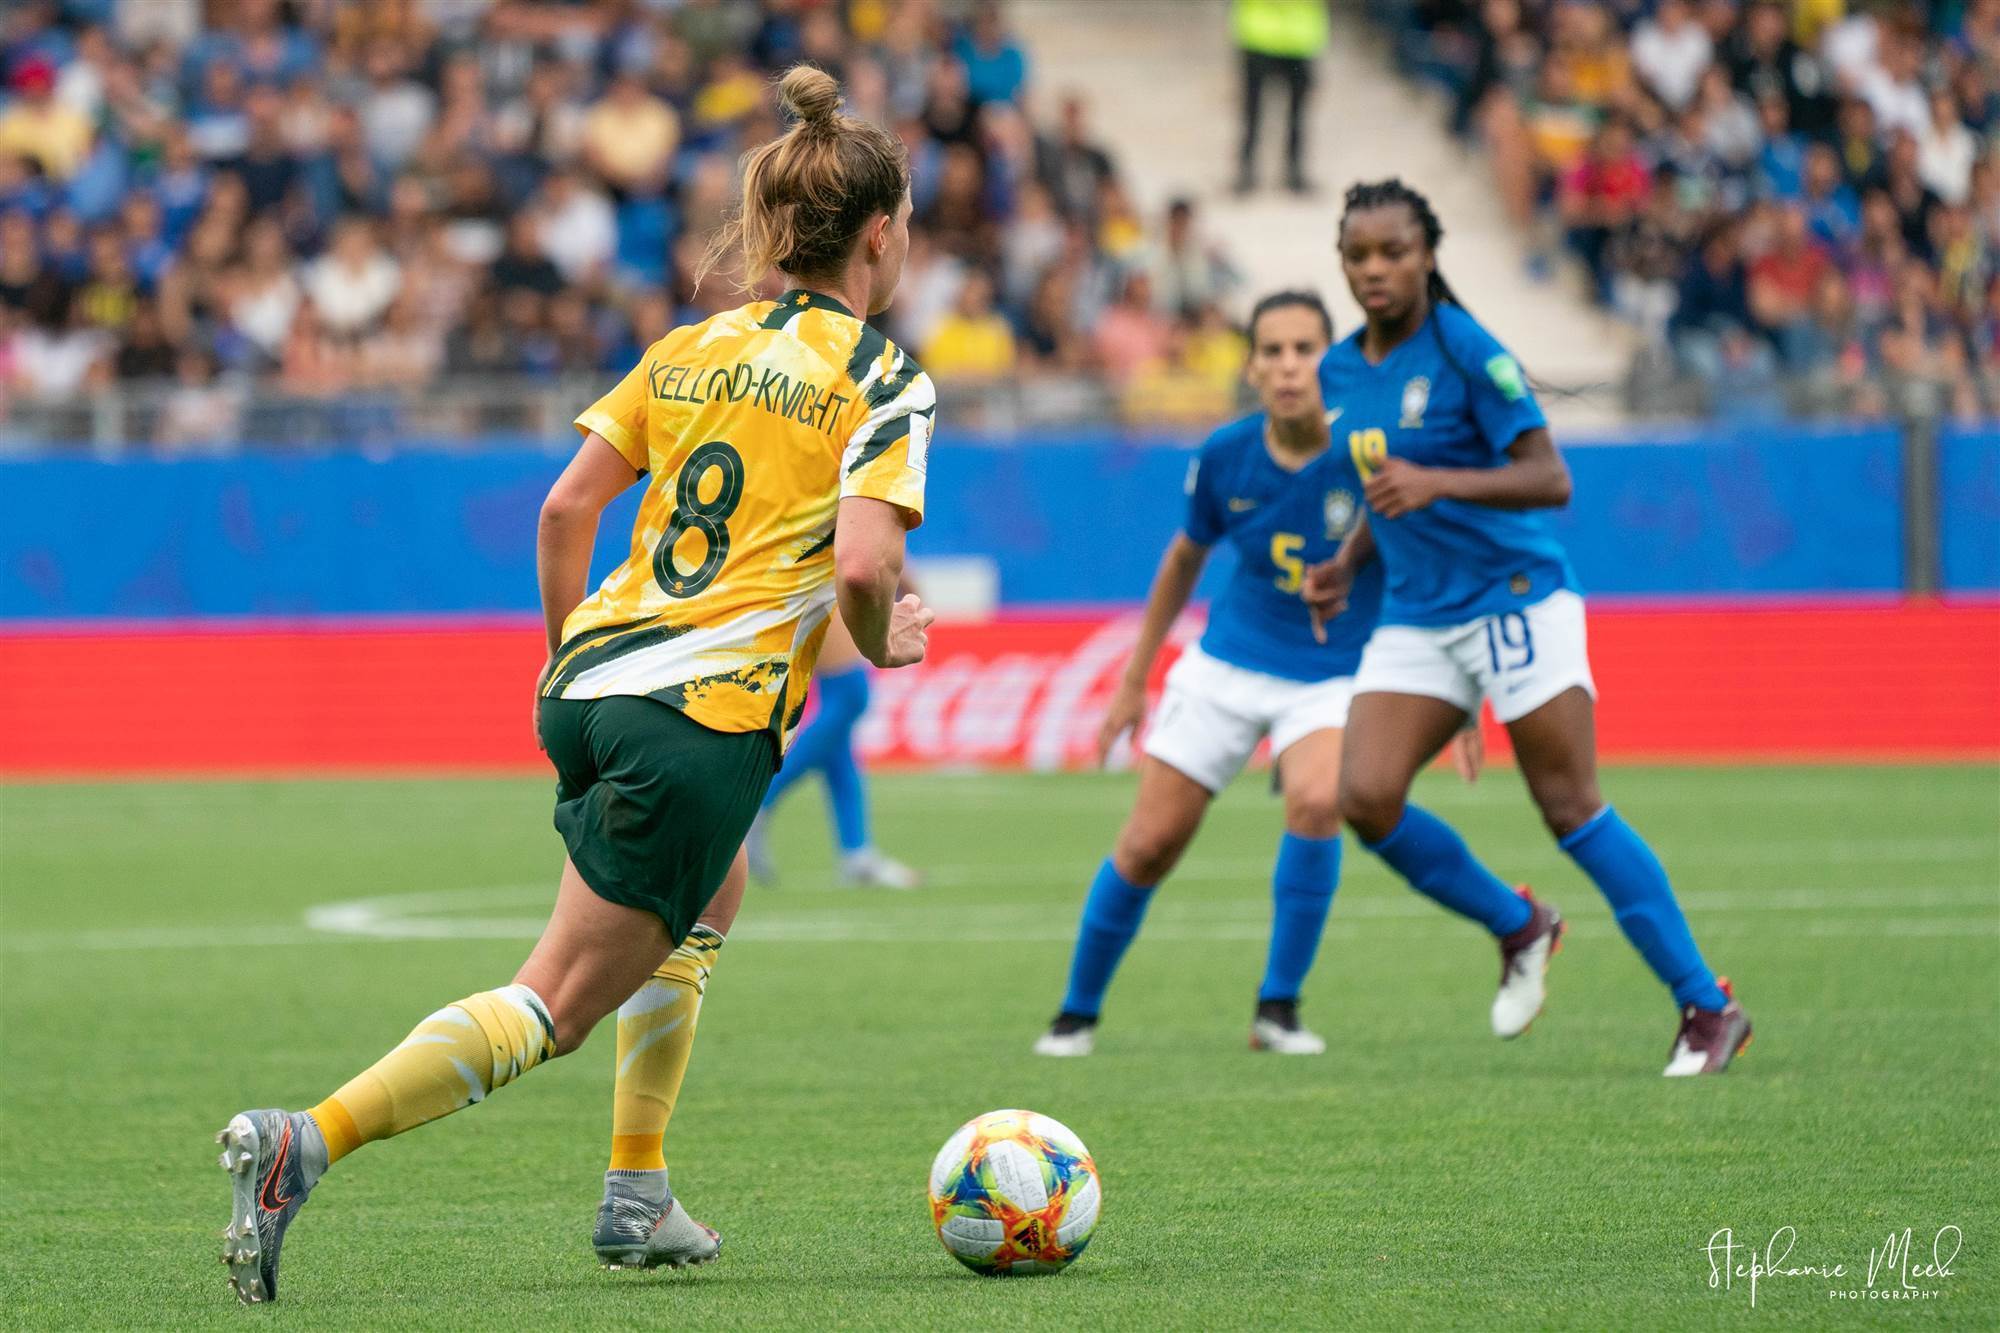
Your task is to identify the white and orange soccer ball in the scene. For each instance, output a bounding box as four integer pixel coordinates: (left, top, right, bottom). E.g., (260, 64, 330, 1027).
(927, 1109, 1101, 1275)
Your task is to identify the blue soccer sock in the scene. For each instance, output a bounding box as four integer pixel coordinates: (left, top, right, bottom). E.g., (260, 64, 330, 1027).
(812, 669, 872, 853)
(1561, 806, 1727, 1011)
(821, 738, 870, 855)
(1367, 805, 1533, 937)
(1059, 859, 1155, 1019)
(1258, 832, 1341, 1003)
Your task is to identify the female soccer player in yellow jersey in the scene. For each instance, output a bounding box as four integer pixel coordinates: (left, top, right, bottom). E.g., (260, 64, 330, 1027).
(214, 67, 938, 1304)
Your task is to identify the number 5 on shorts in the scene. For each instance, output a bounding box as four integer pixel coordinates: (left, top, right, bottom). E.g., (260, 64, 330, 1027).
(1484, 611, 1534, 674)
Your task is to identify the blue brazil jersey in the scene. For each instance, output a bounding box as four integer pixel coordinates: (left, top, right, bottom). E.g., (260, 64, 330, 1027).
(1183, 412, 1382, 682)
(1316, 304, 1577, 627)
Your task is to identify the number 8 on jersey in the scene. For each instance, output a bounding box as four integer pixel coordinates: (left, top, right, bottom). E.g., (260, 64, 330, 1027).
(655, 441, 746, 599)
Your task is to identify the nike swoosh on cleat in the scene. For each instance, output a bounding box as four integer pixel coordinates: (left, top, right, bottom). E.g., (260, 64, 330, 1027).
(259, 1122, 294, 1213)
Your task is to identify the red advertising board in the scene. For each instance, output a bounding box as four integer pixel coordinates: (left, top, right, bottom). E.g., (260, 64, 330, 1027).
(1, 602, 1995, 777)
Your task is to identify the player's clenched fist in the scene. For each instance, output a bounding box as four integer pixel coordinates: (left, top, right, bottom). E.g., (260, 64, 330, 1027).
(880, 593, 935, 668)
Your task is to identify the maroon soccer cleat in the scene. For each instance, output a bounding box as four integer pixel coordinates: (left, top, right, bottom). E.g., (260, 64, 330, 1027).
(1491, 887, 1564, 1038)
(1663, 977, 1753, 1076)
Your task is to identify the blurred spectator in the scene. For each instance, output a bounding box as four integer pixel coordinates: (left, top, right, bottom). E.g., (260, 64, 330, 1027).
(230, 87, 297, 217)
(1562, 118, 1651, 301)
(583, 73, 678, 200)
(186, 58, 250, 161)
(1917, 87, 1977, 207)
(921, 270, 1016, 382)
(954, 2, 1028, 107)
(1858, 27, 1926, 140)
(1631, 0, 1712, 112)
(10, 286, 108, 400)
(1232, 0, 1329, 193)
(156, 346, 242, 451)
(115, 301, 178, 381)
(1752, 91, 1807, 199)
(492, 59, 586, 169)
(1880, 132, 1942, 261)
(302, 216, 399, 335)
(227, 217, 301, 362)
(1694, 66, 1758, 172)
(75, 225, 139, 336)
(359, 290, 444, 390)
(0, 58, 91, 179)
(358, 41, 436, 172)
(1457, 0, 1541, 229)
(1726, 1, 1835, 137)
(533, 170, 616, 285)
(923, 142, 996, 263)
(1748, 203, 1830, 365)
(1833, 97, 1885, 192)
(1149, 198, 1240, 320)
(1092, 270, 1174, 382)
(999, 179, 1063, 311)
(1035, 94, 1115, 222)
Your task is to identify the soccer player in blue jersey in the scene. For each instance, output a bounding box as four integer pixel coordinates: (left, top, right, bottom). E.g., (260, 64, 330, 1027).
(1305, 179, 1752, 1076)
(744, 613, 922, 890)
(1034, 291, 1481, 1057)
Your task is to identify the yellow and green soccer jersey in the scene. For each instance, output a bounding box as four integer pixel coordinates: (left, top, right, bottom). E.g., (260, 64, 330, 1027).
(541, 289, 933, 749)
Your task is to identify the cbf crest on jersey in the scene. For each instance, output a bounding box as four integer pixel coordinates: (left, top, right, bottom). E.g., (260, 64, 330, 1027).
(1399, 376, 1430, 429)
(1323, 487, 1357, 539)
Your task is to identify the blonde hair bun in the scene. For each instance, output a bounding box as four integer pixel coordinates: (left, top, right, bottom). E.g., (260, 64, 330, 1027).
(778, 66, 842, 129)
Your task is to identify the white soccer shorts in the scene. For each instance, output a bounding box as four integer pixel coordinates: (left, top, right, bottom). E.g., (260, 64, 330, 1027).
(1351, 588, 1596, 723)
(1141, 644, 1354, 793)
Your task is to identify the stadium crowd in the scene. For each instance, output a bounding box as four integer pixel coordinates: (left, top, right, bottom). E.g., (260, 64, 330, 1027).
(1387, 0, 2000, 418)
(0, 0, 1246, 444)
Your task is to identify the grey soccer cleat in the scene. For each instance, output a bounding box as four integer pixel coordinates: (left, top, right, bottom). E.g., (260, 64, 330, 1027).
(593, 1179, 722, 1270)
(215, 1109, 325, 1304)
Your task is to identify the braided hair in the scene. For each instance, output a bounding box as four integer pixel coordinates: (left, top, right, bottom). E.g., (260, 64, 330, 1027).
(1338, 177, 1579, 402)
(1338, 178, 1466, 312)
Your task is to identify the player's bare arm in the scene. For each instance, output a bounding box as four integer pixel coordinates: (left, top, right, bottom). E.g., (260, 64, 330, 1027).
(1097, 533, 1210, 765)
(533, 433, 641, 742)
(836, 495, 935, 668)
(1364, 428, 1571, 518)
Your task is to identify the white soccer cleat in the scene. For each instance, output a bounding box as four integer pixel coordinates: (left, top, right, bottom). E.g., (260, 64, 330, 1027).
(1491, 889, 1565, 1038)
(1249, 1001, 1327, 1055)
(839, 848, 922, 890)
(1033, 1013, 1097, 1056)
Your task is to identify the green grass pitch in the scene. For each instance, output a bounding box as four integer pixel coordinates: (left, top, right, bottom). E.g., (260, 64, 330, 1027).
(2, 763, 1996, 1329)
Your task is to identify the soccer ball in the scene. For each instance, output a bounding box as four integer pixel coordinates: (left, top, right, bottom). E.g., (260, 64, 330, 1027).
(927, 1108, 1101, 1275)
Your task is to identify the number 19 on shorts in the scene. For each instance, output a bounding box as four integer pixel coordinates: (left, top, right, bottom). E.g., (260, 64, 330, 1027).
(1484, 611, 1535, 674)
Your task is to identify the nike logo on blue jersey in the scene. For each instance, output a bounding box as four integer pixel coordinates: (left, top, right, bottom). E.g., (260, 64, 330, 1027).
(1228, 498, 1258, 512)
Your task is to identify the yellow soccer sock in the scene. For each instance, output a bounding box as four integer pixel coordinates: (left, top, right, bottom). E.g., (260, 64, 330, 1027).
(308, 983, 556, 1166)
(609, 926, 724, 1173)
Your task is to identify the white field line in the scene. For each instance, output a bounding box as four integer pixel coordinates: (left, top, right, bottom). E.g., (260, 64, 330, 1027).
(2, 880, 1993, 953)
